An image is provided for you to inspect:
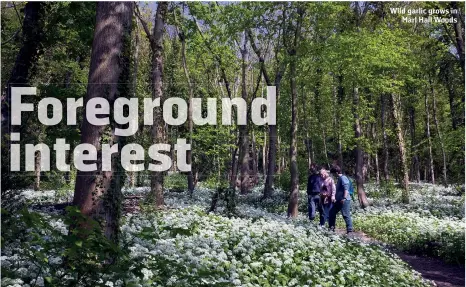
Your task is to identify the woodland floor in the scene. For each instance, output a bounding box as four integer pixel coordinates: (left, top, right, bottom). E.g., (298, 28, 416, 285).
(335, 229, 465, 287)
(34, 196, 464, 287)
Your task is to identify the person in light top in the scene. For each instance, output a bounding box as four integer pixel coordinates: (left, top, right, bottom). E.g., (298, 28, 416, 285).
(319, 168, 335, 227)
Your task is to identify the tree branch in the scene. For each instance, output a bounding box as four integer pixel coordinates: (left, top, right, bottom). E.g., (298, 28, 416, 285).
(247, 28, 272, 86)
(135, 4, 153, 43)
(192, 14, 233, 98)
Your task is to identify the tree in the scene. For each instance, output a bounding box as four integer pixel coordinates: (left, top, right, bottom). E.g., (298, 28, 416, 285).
(247, 3, 287, 199)
(286, 4, 304, 218)
(136, 2, 169, 208)
(391, 92, 409, 203)
(1, 2, 45, 195)
(174, 7, 195, 194)
(73, 2, 133, 240)
(239, 33, 250, 194)
(430, 78, 448, 186)
(353, 87, 369, 207)
(424, 91, 435, 184)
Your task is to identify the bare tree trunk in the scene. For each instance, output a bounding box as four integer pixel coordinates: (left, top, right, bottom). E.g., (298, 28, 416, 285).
(230, 138, 239, 189)
(239, 35, 250, 194)
(286, 6, 303, 218)
(34, 150, 41, 191)
(442, 69, 459, 130)
(1, 2, 45, 193)
(287, 55, 299, 218)
(409, 106, 421, 183)
(73, 2, 133, 241)
(374, 150, 380, 185)
(262, 130, 267, 176)
(337, 74, 345, 170)
(136, 2, 168, 207)
(301, 83, 312, 170)
(424, 92, 435, 184)
(431, 80, 448, 186)
(175, 21, 195, 193)
(150, 3, 168, 207)
(381, 94, 390, 182)
(371, 122, 380, 184)
(391, 93, 409, 203)
(366, 153, 371, 181)
(129, 18, 140, 190)
(251, 131, 258, 185)
(247, 26, 286, 199)
(353, 87, 369, 208)
(264, 90, 280, 197)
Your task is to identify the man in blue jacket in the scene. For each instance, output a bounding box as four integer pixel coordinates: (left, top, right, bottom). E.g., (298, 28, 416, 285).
(328, 165, 353, 233)
(306, 164, 323, 222)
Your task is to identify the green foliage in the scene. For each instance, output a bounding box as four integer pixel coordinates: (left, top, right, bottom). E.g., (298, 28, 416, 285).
(348, 211, 464, 264)
(165, 172, 188, 191)
(1, 207, 138, 286)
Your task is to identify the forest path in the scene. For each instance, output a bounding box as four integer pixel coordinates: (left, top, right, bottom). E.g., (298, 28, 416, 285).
(335, 229, 465, 287)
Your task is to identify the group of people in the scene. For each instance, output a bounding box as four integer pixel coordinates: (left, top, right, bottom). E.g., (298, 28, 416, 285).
(306, 164, 353, 233)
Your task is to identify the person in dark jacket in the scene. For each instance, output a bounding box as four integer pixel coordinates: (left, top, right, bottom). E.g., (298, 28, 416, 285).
(307, 164, 323, 222)
(328, 165, 353, 233)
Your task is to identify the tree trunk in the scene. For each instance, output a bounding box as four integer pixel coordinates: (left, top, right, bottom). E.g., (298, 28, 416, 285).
(73, 2, 133, 241)
(34, 149, 41, 191)
(230, 137, 239, 189)
(177, 26, 195, 194)
(409, 106, 421, 183)
(381, 94, 390, 181)
(352, 87, 369, 208)
(371, 122, 380, 184)
(443, 71, 458, 130)
(374, 149, 380, 185)
(247, 26, 286, 199)
(287, 56, 299, 218)
(286, 7, 303, 218)
(337, 74, 345, 170)
(239, 35, 250, 194)
(391, 93, 409, 203)
(264, 87, 280, 198)
(431, 81, 448, 186)
(262, 130, 267, 176)
(424, 92, 435, 184)
(148, 2, 168, 207)
(129, 19, 140, 190)
(301, 83, 312, 170)
(1, 2, 45, 193)
(251, 131, 258, 185)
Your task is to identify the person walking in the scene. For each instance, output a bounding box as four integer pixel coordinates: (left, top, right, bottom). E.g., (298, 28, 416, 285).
(306, 164, 323, 222)
(328, 165, 353, 233)
(319, 168, 335, 227)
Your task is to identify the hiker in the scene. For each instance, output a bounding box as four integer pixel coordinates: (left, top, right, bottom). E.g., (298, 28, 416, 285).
(306, 164, 323, 222)
(328, 165, 353, 233)
(319, 168, 335, 227)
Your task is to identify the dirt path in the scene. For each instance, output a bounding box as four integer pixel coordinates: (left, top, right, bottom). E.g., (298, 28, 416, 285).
(395, 252, 465, 287)
(336, 229, 465, 287)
